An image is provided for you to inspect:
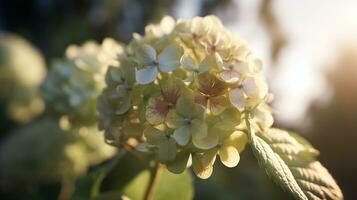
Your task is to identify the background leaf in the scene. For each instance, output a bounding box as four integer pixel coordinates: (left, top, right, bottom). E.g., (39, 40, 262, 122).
(122, 169, 193, 200)
(249, 128, 343, 200)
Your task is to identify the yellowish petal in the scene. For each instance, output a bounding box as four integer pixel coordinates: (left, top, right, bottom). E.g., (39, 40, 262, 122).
(219, 146, 240, 168)
(192, 150, 217, 179)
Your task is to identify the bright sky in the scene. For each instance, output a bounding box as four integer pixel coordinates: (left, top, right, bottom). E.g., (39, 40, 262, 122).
(174, 0, 357, 126)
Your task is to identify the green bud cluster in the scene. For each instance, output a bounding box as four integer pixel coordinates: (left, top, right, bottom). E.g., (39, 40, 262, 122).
(98, 16, 274, 179)
(42, 38, 123, 128)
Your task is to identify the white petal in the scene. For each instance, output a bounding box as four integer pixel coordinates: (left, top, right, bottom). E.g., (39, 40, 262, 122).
(160, 16, 175, 34)
(158, 44, 183, 72)
(135, 44, 156, 65)
(135, 66, 158, 84)
(172, 125, 191, 146)
(181, 54, 197, 71)
(243, 76, 268, 99)
(252, 104, 274, 130)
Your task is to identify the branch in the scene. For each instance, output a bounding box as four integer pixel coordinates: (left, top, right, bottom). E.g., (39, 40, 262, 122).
(144, 164, 164, 200)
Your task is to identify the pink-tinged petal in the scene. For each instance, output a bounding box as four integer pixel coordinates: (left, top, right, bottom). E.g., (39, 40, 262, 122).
(146, 98, 169, 125)
(197, 73, 226, 96)
(160, 77, 186, 106)
(210, 96, 228, 115)
(194, 93, 208, 108)
(229, 88, 246, 110)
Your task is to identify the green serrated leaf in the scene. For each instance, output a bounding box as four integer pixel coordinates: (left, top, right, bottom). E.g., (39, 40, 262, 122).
(249, 128, 343, 200)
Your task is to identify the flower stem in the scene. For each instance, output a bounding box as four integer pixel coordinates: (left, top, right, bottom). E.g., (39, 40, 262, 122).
(244, 112, 255, 141)
(144, 164, 163, 200)
(58, 178, 74, 200)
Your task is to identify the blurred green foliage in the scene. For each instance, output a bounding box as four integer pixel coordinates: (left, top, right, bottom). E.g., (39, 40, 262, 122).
(0, 0, 348, 200)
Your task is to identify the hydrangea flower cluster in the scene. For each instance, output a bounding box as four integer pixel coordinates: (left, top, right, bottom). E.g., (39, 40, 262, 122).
(42, 38, 123, 127)
(0, 33, 46, 123)
(98, 16, 274, 179)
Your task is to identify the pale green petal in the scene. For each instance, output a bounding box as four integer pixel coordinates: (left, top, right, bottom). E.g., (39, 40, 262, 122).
(212, 107, 241, 131)
(181, 54, 198, 71)
(229, 88, 246, 110)
(135, 66, 158, 84)
(192, 129, 219, 150)
(192, 150, 217, 179)
(176, 97, 197, 118)
(135, 44, 156, 65)
(120, 58, 137, 84)
(107, 67, 123, 83)
(112, 85, 128, 98)
(114, 97, 130, 115)
(251, 104, 274, 130)
(157, 137, 177, 163)
(158, 44, 183, 72)
(199, 55, 217, 73)
(165, 110, 184, 128)
(123, 122, 143, 139)
(190, 119, 208, 140)
(219, 146, 240, 168)
(143, 126, 166, 145)
(192, 103, 205, 119)
(172, 125, 191, 146)
(183, 74, 195, 82)
(167, 151, 190, 174)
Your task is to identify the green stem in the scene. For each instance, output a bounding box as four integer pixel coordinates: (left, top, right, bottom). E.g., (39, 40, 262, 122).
(144, 164, 163, 200)
(244, 112, 255, 141)
(58, 178, 74, 200)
